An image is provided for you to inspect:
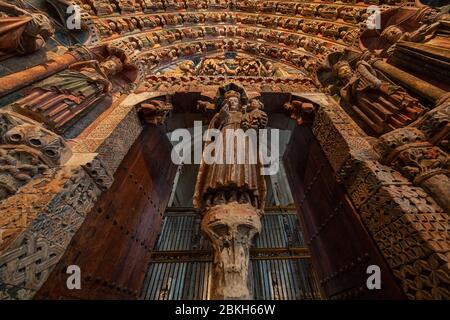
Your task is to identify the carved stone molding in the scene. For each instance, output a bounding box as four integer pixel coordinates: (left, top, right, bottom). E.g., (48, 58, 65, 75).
(138, 99, 173, 125)
(310, 92, 450, 300)
(70, 100, 143, 174)
(0, 156, 113, 299)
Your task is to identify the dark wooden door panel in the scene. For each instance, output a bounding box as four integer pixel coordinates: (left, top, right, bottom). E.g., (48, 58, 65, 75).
(36, 126, 177, 299)
(284, 125, 405, 299)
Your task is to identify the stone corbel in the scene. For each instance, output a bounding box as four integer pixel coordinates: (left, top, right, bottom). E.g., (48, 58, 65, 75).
(283, 99, 315, 125)
(137, 98, 173, 125)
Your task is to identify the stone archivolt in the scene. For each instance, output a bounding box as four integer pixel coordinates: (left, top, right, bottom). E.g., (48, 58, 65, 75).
(0, 0, 449, 300)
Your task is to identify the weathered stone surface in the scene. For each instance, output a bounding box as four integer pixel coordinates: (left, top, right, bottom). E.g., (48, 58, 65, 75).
(202, 202, 261, 300)
(71, 103, 142, 174)
(0, 163, 106, 299)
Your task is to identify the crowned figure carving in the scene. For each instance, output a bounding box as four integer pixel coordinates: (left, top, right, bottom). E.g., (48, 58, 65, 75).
(193, 84, 268, 299)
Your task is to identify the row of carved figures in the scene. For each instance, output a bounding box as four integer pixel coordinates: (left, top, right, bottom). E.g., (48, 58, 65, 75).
(94, 14, 362, 48)
(76, 0, 415, 17)
(93, 6, 377, 30)
(137, 39, 324, 75)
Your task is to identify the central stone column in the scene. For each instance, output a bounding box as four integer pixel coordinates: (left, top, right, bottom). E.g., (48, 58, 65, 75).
(193, 84, 267, 300)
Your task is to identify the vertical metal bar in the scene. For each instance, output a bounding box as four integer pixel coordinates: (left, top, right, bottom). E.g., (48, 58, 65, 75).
(202, 262, 209, 300)
(261, 260, 271, 299)
(252, 260, 261, 300)
(143, 264, 156, 300)
(193, 262, 201, 300)
(280, 258, 293, 300)
(206, 263, 212, 300)
(269, 259, 280, 300)
(180, 216, 189, 251)
(174, 215, 183, 250)
(168, 166, 182, 207)
(169, 263, 179, 300)
(158, 262, 171, 300)
(155, 218, 167, 250)
(151, 263, 165, 300)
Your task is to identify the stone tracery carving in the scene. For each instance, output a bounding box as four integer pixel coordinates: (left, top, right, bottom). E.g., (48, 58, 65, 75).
(0, 0, 449, 302)
(138, 99, 173, 125)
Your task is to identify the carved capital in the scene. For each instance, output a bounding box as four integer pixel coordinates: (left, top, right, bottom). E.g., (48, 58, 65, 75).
(388, 144, 449, 185)
(375, 119, 450, 212)
(375, 127, 427, 161)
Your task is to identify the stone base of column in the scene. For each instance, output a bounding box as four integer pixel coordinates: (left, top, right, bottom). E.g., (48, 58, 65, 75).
(201, 202, 261, 300)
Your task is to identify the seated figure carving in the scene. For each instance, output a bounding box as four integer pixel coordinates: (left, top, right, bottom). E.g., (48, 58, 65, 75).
(11, 55, 127, 133)
(321, 53, 426, 135)
(360, 6, 446, 56)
